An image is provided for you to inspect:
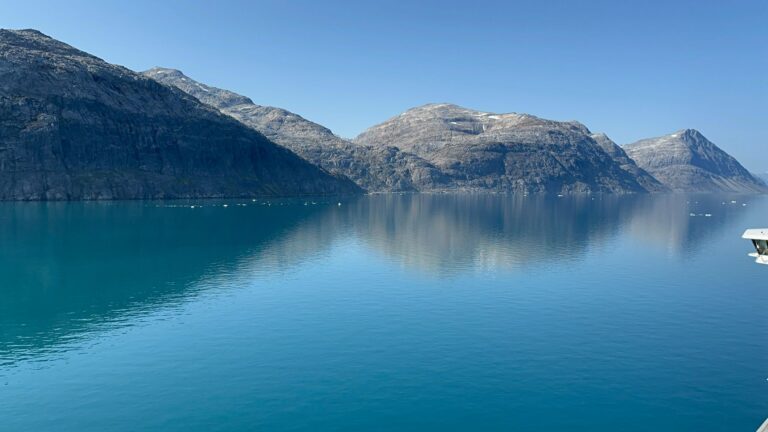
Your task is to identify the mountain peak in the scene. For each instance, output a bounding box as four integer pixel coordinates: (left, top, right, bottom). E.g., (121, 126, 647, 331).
(0, 28, 48, 37)
(143, 67, 185, 78)
(415, 102, 462, 110)
(0, 28, 83, 54)
(669, 128, 703, 140)
(144, 67, 254, 108)
(397, 103, 475, 118)
(624, 129, 712, 152)
(623, 130, 765, 193)
(0, 28, 51, 39)
(402, 103, 524, 118)
(0, 27, 90, 58)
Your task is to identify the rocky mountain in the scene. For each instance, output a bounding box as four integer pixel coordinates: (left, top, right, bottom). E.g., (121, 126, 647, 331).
(354, 104, 650, 193)
(622, 129, 766, 193)
(590, 133, 667, 192)
(0, 29, 358, 200)
(754, 172, 768, 186)
(143, 68, 449, 192)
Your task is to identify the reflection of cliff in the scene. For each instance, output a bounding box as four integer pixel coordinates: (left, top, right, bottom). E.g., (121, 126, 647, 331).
(360, 195, 632, 272)
(0, 201, 331, 362)
(1, 194, 756, 365)
(348, 194, 642, 274)
(285, 194, 645, 275)
(624, 194, 752, 254)
(276, 194, 754, 275)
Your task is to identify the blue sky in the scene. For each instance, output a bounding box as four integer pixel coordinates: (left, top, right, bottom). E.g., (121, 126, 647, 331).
(2, 0, 766, 171)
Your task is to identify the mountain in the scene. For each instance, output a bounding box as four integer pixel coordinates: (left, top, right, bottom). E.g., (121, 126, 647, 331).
(0, 29, 358, 200)
(143, 68, 449, 192)
(754, 172, 768, 185)
(354, 104, 649, 193)
(622, 129, 766, 193)
(590, 133, 668, 192)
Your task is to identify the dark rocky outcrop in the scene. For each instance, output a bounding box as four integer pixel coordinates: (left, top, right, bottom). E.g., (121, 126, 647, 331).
(0, 30, 359, 200)
(622, 129, 766, 193)
(354, 104, 649, 193)
(143, 68, 449, 192)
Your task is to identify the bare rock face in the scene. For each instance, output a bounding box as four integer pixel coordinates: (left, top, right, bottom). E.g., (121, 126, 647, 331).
(354, 104, 649, 193)
(0, 30, 359, 200)
(590, 133, 668, 192)
(144, 68, 449, 192)
(623, 129, 766, 193)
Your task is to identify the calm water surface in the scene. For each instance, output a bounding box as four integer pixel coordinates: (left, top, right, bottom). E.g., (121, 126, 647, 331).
(1, 194, 766, 431)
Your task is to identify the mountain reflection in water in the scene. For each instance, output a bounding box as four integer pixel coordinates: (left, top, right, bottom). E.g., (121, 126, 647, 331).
(2, 193, 767, 432)
(0, 193, 758, 364)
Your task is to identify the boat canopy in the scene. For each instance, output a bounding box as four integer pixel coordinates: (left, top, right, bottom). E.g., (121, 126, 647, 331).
(744, 229, 768, 264)
(743, 229, 768, 241)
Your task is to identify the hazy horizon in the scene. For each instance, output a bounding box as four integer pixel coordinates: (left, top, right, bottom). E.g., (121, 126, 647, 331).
(2, 0, 766, 171)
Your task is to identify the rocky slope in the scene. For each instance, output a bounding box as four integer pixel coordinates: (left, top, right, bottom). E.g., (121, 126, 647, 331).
(143, 68, 448, 192)
(354, 104, 649, 193)
(590, 133, 667, 192)
(751, 172, 768, 186)
(622, 129, 766, 193)
(0, 29, 358, 200)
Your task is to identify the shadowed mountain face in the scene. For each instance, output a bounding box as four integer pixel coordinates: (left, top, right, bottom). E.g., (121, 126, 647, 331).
(0, 30, 359, 200)
(590, 133, 667, 192)
(623, 129, 766, 193)
(143, 68, 449, 192)
(354, 104, 650, 194)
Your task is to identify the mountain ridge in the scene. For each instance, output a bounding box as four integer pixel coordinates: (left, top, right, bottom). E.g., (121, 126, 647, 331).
(0, 29, 359, 200)
(2, 29, 762, 199)
(622, 129, 765, 193)
(143, 67, 450, 192)
(353, 103, 651, 193)
(589, 133, 668, 192)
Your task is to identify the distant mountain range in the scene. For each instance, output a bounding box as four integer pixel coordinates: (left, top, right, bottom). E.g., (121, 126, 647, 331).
(0, 29, 764, 200)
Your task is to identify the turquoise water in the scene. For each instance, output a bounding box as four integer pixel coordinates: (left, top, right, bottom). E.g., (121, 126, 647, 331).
(1, 194, 766, 431)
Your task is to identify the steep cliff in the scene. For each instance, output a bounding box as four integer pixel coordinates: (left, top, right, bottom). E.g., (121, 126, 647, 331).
(0, 30, 358, 200)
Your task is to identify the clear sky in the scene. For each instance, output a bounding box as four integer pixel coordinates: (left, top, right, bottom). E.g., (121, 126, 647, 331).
(2, 0, 766, 171)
